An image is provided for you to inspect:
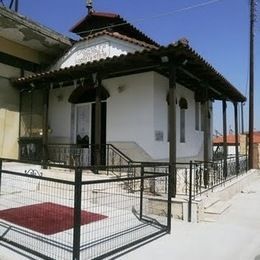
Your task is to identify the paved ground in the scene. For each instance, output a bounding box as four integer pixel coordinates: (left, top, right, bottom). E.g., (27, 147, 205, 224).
(119, 171, 260, 260)
(1, 171, 260, 260)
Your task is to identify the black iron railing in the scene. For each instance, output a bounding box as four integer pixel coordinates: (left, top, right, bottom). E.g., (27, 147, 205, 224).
(193, 155, 248, 196)
(47, 143, 132, 169)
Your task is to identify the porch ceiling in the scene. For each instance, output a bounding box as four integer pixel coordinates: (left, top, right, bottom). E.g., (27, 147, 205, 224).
(14, 39, 246, 103)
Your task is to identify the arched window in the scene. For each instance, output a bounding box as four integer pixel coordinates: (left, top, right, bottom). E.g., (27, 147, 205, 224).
(179, 98, 188, 143)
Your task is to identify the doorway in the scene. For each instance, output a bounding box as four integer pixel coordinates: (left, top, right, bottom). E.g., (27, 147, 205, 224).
(75, 102, 107, 165)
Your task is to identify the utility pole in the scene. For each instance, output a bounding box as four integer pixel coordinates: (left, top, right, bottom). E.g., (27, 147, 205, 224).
(14, 0, 18, 12)
(249, 0, 256, 169)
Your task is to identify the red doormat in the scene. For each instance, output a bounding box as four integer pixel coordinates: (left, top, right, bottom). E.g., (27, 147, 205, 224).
(0, 202, 107, 235)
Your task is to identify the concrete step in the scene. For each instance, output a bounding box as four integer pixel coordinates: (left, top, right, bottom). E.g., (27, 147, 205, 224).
(203, 215, 219, 223)
(203, 197, 220, 210)
(203, 201, 231, 222)
(205, 201, 231, 214)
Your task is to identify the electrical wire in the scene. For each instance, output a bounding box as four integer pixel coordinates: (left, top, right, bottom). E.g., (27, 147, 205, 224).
(77, 0, 225, 35)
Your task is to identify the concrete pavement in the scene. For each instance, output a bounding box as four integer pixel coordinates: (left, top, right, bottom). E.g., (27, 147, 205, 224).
(119, 171, 260, 260)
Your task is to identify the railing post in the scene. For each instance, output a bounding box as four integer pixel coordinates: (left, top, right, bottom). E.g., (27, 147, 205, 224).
(140, 164, 144, 220)
(0, 159, 2, 194)
(106, 145, 109, 175)
(73, 166, 82, 260)
(188, 161, 193, 222)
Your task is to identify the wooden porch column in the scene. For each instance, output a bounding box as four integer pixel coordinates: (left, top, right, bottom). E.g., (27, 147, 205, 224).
(241, 102, 245, 134)
(234, 102, 240, 175)
(222, 100, 228, 178)
(201, 83, 210, 187)
(169, 60, 177, 197)
(95, 76, 102, 166)
(202, 87, 209, 187)
(42, 86, 49, 169)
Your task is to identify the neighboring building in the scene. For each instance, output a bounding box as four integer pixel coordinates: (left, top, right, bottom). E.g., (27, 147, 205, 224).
(0, 5, 71, 159)
(240, 132, 260, 169)
(213, 132, 260, 169)
(213, 134, 240, 157)
(1, 5, 246, 164)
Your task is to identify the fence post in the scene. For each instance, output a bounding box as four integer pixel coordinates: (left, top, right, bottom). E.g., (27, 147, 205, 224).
(167, 164, 173, 233)
(0, 159, 2, 193)
(139, 164, 144, 220)
(73, 166, 82, 260)
(106, 145, 109, 175)
(188, 161, 193, 222)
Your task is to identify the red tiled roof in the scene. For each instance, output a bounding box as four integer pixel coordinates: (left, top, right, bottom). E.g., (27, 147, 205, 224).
(213, 133, 260, 145)
(70, 12, 119, 31)
(213, 135, 239, 145)
(14, 40, 246, 103)
(79, 30, 158, 50)
(70, 11, 159, 47)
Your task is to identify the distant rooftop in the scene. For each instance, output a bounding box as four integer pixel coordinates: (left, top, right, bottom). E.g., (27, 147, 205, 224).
(213, 132, 260, 145)
(0, 5, 72, 56)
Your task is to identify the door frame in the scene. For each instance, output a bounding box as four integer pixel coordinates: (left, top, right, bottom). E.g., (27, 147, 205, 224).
(74, 102, 92, 144)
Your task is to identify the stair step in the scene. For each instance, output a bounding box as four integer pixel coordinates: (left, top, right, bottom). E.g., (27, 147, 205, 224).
(204, 197, 220, 209)
(203, 215, 219, 222)
(204, 201, 231, 215)
(203, 201, 231, 222)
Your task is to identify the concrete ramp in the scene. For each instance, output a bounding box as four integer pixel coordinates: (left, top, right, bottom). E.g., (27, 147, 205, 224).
(109, 142, 153, 162)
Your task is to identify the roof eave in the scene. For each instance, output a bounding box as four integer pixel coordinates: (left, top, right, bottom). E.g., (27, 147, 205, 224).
(14, 41, 246, 103)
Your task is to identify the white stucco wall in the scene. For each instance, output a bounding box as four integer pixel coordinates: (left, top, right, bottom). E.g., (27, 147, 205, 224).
(104, 71, 205, 161)
(0, 63, 20, 159)
(176, 84, 204, 160)
(152, 73, 204, 160)
(104, 72, 155, 156)
(47, 71, 208, 161)
(48, 31, 207, 160)
(53, 35, 144, 70)
(152, 73, 168, 159)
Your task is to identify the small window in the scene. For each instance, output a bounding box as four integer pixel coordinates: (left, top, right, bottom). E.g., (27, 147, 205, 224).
(180, 109, 186, 143)
(195, 102, 200, 131)
(179, 98, 188, 143)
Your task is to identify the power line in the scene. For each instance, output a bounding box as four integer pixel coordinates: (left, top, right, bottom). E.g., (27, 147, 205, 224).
(78, 0, 225, 35)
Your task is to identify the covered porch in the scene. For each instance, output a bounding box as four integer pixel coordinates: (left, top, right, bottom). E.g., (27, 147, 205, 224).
(14, 39, 246, 196)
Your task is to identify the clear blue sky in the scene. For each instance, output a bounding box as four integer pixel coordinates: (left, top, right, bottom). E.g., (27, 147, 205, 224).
(17, 0, 259, 133)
